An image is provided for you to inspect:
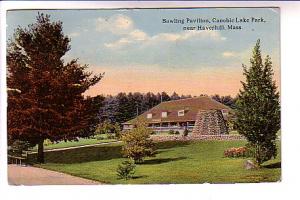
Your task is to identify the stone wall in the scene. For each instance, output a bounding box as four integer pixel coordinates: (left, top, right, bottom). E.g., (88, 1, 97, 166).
(151, 134, 245, 142)
(192, 110, 228, 135)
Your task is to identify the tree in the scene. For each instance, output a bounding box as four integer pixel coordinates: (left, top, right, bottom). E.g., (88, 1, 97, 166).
(116, 160, 136, 180)
(211, 94, 237, 109)
(121, 121, 155, 163)
(170, 92, 180, 100)
(7, 13, 103, 163)
(235, 39, 280, 166)
(115, 92, 132, 123)
(161, 91, 171, 102)
(98, 95, 119, 124)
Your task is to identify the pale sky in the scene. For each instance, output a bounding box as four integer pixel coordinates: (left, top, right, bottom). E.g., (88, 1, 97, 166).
(7, 8, 280, 97)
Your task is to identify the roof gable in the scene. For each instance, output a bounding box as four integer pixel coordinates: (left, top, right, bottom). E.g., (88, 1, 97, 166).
(124, 96, 230, 124)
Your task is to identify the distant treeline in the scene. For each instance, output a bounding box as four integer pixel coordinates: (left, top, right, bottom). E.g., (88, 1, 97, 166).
(90, 92, 237, 125)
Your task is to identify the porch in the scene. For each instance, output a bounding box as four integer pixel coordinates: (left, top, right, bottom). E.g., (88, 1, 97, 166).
(123, 121, 195, 133)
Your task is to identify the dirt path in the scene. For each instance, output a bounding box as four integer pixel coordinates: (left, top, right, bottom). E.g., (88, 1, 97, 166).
(8, 164, 101, 185)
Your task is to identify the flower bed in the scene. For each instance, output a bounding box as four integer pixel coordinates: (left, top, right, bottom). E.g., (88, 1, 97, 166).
(224, 147, 249, 158)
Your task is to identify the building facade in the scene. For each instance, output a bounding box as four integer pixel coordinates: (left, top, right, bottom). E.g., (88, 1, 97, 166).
(122, 96, 231, 135)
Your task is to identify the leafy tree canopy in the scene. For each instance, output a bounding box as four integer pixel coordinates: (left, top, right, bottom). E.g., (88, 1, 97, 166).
(235, 39, 280, 165)
(7, 13, 103, 162)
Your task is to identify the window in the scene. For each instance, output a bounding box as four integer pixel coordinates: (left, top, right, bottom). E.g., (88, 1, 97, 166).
(162, 112, 168, 118)
(178, 110, 185, 116)
(147, 113, 152, 119)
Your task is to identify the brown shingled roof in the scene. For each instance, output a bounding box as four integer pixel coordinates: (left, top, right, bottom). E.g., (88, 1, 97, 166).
(124, 96, 230, 124)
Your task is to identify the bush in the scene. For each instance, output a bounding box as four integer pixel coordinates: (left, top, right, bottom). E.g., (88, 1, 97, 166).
(116, 160, 136, 180)
(107, 133, 115, 139)
(245, 142, 276, 164)
(121, 121, 155, 163)
(43, 139, 53, 146)
(114, 123, 121, 139)
(168, 130, 175, 135)
(183, 129, 189, 137)
(175, 131, 180, 135)
(95, 134, 106, 140)
(224, 147, 250, 158)
(8, 140, 33, 156)
(150, 131, 156, 135)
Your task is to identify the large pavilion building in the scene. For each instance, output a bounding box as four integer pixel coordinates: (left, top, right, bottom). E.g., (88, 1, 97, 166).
(122, 96, 231, 135)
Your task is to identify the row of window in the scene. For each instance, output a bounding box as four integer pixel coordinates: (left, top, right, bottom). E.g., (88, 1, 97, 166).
(147, 110, 185, 119)
(146, 109, 228, 119)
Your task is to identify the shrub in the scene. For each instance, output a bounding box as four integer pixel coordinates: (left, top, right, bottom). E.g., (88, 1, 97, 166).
(8, 140, 33, 156)
(245, 142, 276, 163)
(175, 131, 180, 135)
(107, 133, 115, 139)
(116, 160, 136, 180)
(168, 130, 175, 135)
(183, 129, 189, 137)
(95, 134, 106, 140)
(43, 139, 53, 146)
(150, 131, 156, 135)
(121, 121, 155, 163)
(224, 147, 249, 158)
(114, 123, 121, 139)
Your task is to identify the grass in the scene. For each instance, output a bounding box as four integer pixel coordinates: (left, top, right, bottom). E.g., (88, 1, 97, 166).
(34, 140, 281, 184)
(31, 135, 117, 151)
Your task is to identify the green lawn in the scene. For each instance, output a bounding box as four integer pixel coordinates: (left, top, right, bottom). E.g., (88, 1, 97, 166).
(31, 135, 117, 151)
(33, 140, 281, 184)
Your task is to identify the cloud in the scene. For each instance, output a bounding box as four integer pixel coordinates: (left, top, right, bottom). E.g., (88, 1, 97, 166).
(222, 51, 237, 58)
(96, 14, 134, 35)
(105, 29, 226, 49)
(68, 32, 80, 38)
(90, 14, 240, 69)
(95, 14, 226, 50)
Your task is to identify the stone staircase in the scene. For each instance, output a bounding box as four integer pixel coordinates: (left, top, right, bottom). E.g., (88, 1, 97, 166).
(192, 110, 228, 135)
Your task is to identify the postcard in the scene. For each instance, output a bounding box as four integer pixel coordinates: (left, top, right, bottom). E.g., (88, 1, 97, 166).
(5, 7, 280, 185)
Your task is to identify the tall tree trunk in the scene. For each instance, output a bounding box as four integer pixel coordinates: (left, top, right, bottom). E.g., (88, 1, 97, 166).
(37, 139, 44, 163)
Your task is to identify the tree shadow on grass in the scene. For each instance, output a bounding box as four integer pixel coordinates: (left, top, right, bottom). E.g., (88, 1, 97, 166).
(28, 144, 123, 164)
(28, 141, 191, 164)
(263, 162, 281, 169)
(131, 175, 148, 179)
(140, 156, 187, 165)
(155, 140, 191, 150)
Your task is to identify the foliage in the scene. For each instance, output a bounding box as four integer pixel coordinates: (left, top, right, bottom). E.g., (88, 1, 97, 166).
(116, 160, 136, 180)
(211, 94, 237, 109)
(98, 95, 119, 124)
(235, 39, 280, 165)
(44, 139, 53, 146)
(121, 121, 155, 163)
(150, 131, 156, 135)
(95, 134, 106, 141)
(7, 13, 103, 163)
(226, 111, 237, 131)
(95, 120, 114, 135)
(168, 130, 181, 135)
(114, 123, 122, 139)
(95, 120, 121, 139)
(224, 147, 251, 158)
(8, 140, 33, 156)
(183, 129, 189, 137)
(170, 92, 180, 100)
